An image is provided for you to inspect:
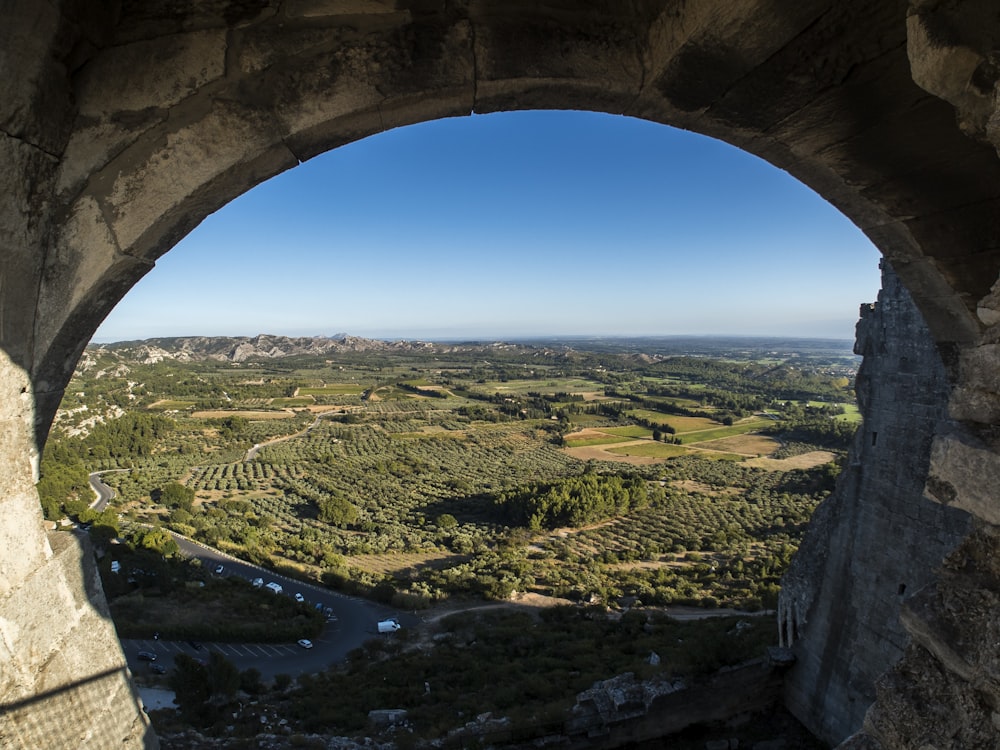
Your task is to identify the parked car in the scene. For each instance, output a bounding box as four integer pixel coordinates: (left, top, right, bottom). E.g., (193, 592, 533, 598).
(252, 577, 264, 588)
(150, 664, 167, 675)
(214, 564, 224, 574)
(297, 639, 313, 649)
(137, 651, 157, 662)
(294, 592, 305, 603)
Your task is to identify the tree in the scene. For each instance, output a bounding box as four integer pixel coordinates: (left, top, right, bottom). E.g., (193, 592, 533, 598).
(436, 513, 458, 530)
(240, 667, 264, 695)
(155, 482, 195, 512)
(208, 651, 240, 699)
(132, 527, 179, 557)
(169, 654, 211, 724)
(317, 494, 358, 527)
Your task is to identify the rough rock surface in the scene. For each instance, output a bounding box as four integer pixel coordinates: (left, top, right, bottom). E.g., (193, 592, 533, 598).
(780, 263, 971, 745)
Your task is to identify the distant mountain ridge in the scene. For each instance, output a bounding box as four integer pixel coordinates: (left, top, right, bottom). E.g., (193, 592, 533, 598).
(88, 333, 858, 366)
(90, 334, 453, 363)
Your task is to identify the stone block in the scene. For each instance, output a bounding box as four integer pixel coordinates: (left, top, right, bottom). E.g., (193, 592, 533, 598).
(0, 531, 151, 750)
(57, 116, 168, 200)
(0, 352, 40, 481)
(0, 493, 51, 599)
(0, 134, 56, 368)
(0, 0, 76, 153)
(34, 196, 153, 381)
(102, 99, 297, 258)
(76, 31, 226, 118)
(928, 428, 1000, 525)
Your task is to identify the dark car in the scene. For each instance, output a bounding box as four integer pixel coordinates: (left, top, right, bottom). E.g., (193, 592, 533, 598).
(187, 641, 202, 650)
(150, 663, 167, 674)
(137, 651, 157, 662)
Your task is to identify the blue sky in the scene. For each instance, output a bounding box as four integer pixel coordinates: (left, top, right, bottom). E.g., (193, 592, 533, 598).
(94, 110, 881, 343)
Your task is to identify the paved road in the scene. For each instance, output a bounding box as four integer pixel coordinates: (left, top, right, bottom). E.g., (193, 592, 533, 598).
(88, 470, 126, 510)
(89, 472, 414, 679)
(119, 530, 415, 681)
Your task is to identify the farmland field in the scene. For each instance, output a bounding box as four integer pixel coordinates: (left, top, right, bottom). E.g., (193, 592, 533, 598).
(628, 411, 720, 431)
(298, 384, 366, 395)
(474, 377, 608, 396)
(601, 425, 655, 438)
(45, 335, 862, 746)
(563, 430, 634, 448)
(147, 399, 196, 410)
(687, 434, 780, 456)
(836, 403, 862, 423)
(605, 442, 689, 458)
(192, 409, 296, 419)
(675, 420, 774, 444)
(45, 336, 858, 616)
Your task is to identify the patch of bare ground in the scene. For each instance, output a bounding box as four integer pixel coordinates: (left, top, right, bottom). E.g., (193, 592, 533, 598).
(564, 427, 612, 441)
(746, 450, 837, 471)
(547, 519, 618, 538)
(669, 479, 741, 497)
(419, 591, 577, 627)
(147, 399, 188, 409)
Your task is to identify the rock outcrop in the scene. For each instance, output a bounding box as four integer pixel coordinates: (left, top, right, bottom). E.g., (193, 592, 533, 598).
(780, 262, 972, 745)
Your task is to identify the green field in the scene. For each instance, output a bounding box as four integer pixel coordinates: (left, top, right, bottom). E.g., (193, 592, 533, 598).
(476, 377, 606, 395)
(564, 434, 633, 448)
(606, 442, 689, 458)
(270, 397, 314, 407)
(835, 404, 862, 424)
(298, 384, 365, 396)
(628, 411, 720, 431)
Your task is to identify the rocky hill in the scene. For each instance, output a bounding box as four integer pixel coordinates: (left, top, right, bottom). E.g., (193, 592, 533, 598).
(88, 334, 452, 363)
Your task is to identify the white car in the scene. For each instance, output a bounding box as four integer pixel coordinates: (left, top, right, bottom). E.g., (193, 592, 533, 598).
(297, 639, 313, 649)
(294, 592, 304, 603)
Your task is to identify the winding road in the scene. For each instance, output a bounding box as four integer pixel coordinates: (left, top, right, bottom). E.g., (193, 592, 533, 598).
(90, 473, 414, 681)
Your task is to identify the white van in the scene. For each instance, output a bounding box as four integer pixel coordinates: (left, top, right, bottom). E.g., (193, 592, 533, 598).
(265, 581, 283, 594)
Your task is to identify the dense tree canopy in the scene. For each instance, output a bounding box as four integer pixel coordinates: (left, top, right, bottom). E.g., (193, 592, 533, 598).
(496, 472, 649, 530)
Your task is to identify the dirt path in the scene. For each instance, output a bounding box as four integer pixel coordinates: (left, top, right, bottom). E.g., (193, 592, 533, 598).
(418, 594, 772, 627)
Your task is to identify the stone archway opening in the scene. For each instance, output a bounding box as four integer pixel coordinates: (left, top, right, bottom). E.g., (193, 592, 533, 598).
(93, 109, 883, 344)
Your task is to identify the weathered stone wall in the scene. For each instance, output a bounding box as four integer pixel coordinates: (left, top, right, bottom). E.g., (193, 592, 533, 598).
(0, 531, 153, 749)
(0, 2, 152, 747)
(779, 262, 972, 745)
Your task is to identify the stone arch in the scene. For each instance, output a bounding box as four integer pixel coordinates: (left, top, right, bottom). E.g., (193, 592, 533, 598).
(4, 2, 1000, 748)
(35, 1, 1000, 431)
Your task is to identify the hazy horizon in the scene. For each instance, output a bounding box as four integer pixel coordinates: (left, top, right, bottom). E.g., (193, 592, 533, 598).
(91, 330, 858, 346)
